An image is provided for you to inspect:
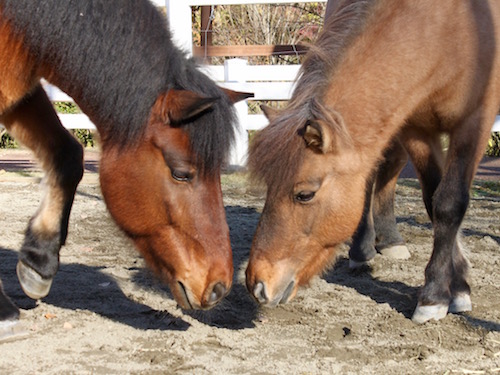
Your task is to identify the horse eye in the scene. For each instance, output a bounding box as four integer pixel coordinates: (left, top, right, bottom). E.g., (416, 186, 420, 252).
(294, 191, 316, 203)
(171, 170, 193, 182)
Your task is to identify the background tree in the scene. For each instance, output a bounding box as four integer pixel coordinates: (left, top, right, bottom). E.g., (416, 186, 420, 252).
(192, 3, 326, 64)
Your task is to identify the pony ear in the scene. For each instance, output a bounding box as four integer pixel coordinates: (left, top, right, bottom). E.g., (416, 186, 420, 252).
(164, 89, 217, 124)
(220, 88, 254, 103)
(260, 105, 280, 121)
(302, 121, 333, 154)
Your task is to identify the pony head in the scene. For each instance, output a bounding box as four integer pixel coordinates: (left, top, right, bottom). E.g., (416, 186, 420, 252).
(100, 88, 251, 310)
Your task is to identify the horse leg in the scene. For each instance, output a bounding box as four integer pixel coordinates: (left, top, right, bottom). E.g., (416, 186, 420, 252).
(349, 139, 409, 268)
(349, 175, 377, 268)
(400, 129, 447, 322)
(0, 278, 26, 341)
(0, 85, 84, 300)
(403, 113, 492, 323)
(373, 139, 410, 259)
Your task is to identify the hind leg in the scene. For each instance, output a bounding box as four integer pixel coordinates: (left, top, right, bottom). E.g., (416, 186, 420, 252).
(349, 139, 409, 267)
(0, 85, 83, 300)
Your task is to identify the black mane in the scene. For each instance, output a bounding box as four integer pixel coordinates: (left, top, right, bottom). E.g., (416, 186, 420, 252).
(1, 0, 235, 173)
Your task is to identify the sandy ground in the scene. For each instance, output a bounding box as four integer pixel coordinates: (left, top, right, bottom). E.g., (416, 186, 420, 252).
(0, 149, 499, 374)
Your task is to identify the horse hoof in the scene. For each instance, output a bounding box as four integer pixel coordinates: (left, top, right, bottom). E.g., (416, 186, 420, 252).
(379, 245, 410, 260)
(16, 261, 53, 300)
(0, 320, 29, 343)
(449, 293, 472, 313)
(411, 303, 448, 324)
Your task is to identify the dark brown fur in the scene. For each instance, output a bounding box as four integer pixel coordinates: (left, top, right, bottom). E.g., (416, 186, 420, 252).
(0, 0, 245, 320)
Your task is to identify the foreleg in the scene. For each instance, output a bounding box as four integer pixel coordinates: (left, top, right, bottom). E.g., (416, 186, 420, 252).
(403, 112, 493, 323)
(0, 85, 83, 299)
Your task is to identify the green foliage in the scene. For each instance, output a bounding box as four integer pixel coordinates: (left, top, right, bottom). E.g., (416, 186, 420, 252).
(192, 3, 326, 65)
(486, 132, 500, 157)
(0, 102, 96, 149)
(0, 128, 18, 148)
(71, 129, 96, 148)
(53, 102, 97, 148)
(53, 101, 80, 114)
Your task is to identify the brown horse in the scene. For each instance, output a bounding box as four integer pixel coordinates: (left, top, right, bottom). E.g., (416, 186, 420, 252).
(0, 0, 249, 328)
(246, 0, 500, 323)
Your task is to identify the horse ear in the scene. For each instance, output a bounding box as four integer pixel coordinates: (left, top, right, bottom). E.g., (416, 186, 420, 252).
(164, 89, 217, 124)
(220, 88, 254, 103)
(302, 121, 333, 154)
(261, 105, 280, 121)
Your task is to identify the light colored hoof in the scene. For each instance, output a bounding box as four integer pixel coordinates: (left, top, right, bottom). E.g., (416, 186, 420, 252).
(0, 320, 29, 343)
(349, 258, 371, 269)
(412, 303, 448, 324)
(16, 261, 53, 300)
(449, 294, 472, 313)
(379, 245, 410, 260)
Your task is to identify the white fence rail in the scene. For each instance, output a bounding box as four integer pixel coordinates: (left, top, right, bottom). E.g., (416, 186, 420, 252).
(13, 63, 500, 167)
(42, 83, 95, 130)
(200, 59, 500, 165)
(2, 0, 499, 165)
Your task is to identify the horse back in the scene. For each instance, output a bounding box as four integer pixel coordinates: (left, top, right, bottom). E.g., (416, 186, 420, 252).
(399, 0, 500, 128)
(327, 0, 500, 134)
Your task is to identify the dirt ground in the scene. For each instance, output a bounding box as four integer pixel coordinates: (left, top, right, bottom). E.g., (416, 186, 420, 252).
(0, 149, 499, 374)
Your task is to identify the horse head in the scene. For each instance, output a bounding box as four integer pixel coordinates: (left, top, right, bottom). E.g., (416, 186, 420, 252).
(246, 104, 367, 306)
(99, 88, 250, 310)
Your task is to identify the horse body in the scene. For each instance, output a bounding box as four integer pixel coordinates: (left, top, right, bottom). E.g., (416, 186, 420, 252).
(0, 0, 244, 326)
(247, 0, 500, 322)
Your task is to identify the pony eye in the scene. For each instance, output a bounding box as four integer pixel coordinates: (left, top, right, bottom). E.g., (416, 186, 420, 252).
(294, 191, 316, 203)
(171, 170, 193, 182)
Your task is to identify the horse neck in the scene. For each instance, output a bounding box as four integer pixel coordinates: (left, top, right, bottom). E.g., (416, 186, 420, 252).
(9, 0, 178, 141)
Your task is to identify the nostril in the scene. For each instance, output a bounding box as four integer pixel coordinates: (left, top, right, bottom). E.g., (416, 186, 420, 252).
(280, 280, 295, 304)
(177, 281, 193, 310)
(253, 281, 269, 304)
(208, 282, 226, 305)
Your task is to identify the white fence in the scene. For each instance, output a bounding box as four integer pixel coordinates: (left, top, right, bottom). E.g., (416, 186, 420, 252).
(42, 58, 500, 166)
(200, 59, 300, 165)
(3, 0, 499, 167)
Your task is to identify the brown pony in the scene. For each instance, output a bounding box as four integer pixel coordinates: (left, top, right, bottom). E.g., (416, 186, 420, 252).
(0, 0, 249, 328)
(246, 0, 500, 323)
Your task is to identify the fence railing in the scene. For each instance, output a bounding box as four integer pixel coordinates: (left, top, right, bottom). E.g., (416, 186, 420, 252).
(3, 0, 496, 166)
(199, 58, 300, 165)
(199, 59, 500, 165)
(35, 64, 500, 166)
(19, 64, 500, 166)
